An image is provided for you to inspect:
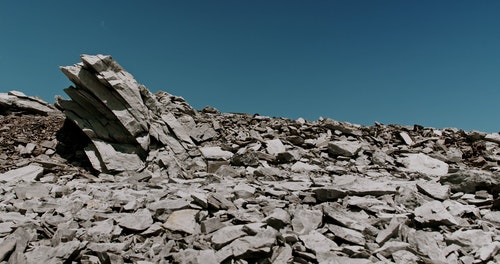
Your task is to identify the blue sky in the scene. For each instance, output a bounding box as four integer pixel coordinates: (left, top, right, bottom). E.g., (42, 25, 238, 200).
(1, 1, 500, 132)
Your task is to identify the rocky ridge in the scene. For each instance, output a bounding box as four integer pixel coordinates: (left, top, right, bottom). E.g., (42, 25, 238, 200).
(0, 54, 499, 263)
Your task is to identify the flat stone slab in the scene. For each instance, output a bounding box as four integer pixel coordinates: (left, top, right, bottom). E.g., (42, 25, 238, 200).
(116, 209, 154, 231)
(414, 201, 459, 226)
(163, 209, 200, 234)
(398, 153, 448, 176)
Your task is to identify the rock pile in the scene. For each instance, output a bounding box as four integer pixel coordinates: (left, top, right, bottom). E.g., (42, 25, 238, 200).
(0, 54, 499, 263)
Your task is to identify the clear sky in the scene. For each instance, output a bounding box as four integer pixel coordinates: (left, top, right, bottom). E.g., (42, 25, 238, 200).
(1, 1, 500, 132)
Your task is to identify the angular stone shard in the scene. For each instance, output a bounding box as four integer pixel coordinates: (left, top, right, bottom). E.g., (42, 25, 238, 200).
(299, 230, 341, 254)
(327, 140, 363, 157)
(414, 201, 459, 226)
(416, 181, 449, 200)
(0, 164, 43, 182)
(163, 209, 200, 234)
(440, 169, 500, 194)
(116, 208, 153, 231)
(398, 153, 449, 176)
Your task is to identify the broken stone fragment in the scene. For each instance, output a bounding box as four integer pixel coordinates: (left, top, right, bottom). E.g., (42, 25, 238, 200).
(323, 204, 369, 232)
(376, 216, 407, 244)
(398, 153, 449, 176)
(416, 180, 450, 200)
(211, 224, 247, 249)
(199, 146, 233, 160)
(373, 241, 410, 257)
(327, 224, 366, 246)
(399, 132, 414, 145)
(116, 208, 153, 231)
(299, 230, 341, 254)
(265, 138, 286, 155)
(414, 201, 459, 226)
(0, 164, 44, 182)
(263, 208, 291, 229)
(163, 209, 200, 234)
(314, 186, 347, 202)
(291, 208, 323, 235)
(327, 140, 362, 157)
(440, 169, 500, 194)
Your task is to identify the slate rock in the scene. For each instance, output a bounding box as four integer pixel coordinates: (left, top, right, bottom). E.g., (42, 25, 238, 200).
(414, 201, 459, 226)
(116, 208, 154, 231)
(263, 208, 291, 229)
(291, 208, 323, 235)
(199, 146, 233, 160)
(327, 224, 366, 246)
(0, 164, 43, 182)
(440, 169, 500, 194)
(327, 140, 362, 157)
(416, 180, 450, 200)
(163, 209, 200, 234)
(398, 153, 449, 176)
(299, 230, 341, 254)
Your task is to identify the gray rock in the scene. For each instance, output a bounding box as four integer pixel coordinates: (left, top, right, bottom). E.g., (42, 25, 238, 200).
(211, 225, 247, 249)
(199, 146, 233, 160)
(416, 180, 450, 200)
(291, 208, 323, 235)
(0, 164, 43, 182)
(482, 211, 500, 225)
(440, 169, 500, 194)
(87, 219, 114, 242)
(327, 224, 366, 246)
(327, 140, 362, 157)
(0, 91, 58, 115)
(270, 244, 293, 264)
(373, 241, 410, 257)
(161, 113, 195, 146)
(299, 230, 341, 254)
(414, 201, 459, 226)
(314, 186, 347, 202)
(316, 254, 373, 264)
(392, 250, 420, 264)
(323, 204, 369, 232)
(266, 139, 286, 155)
(376, 216, 407, 244)
(398, 153, 449, 176)
(291, 161, 321, 172)
(263, 208, 291, 229)
(477, 241, 500, 262)
(216, 227, 277, 261)
(172, 249, 218, 264)
(190, 123, 218, 143)
(410, 230, 447, 262)
(0, 238, 16, 261)
(163, 209, 200, 234)
(201, 217, 226, 234)
(445, 229, 493, 252)
(116, 208, 153, 231)
(399, 132, 414, 145)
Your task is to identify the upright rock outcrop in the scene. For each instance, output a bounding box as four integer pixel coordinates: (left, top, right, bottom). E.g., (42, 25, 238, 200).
(56, 54, 196, 173)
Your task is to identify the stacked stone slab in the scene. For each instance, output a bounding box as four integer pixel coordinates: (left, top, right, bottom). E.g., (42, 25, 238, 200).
(57, 54, 196, 173)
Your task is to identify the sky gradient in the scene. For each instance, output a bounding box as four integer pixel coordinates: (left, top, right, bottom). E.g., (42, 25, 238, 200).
(1, 1, 500, 132)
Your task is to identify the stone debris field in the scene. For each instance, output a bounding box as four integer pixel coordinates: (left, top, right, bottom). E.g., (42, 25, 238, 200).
(0, 54, 499, 263)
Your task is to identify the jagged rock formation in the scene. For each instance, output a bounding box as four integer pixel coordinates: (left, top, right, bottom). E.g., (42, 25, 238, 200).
(0, 90, 58, 115)
(0, 55, 499, 263)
